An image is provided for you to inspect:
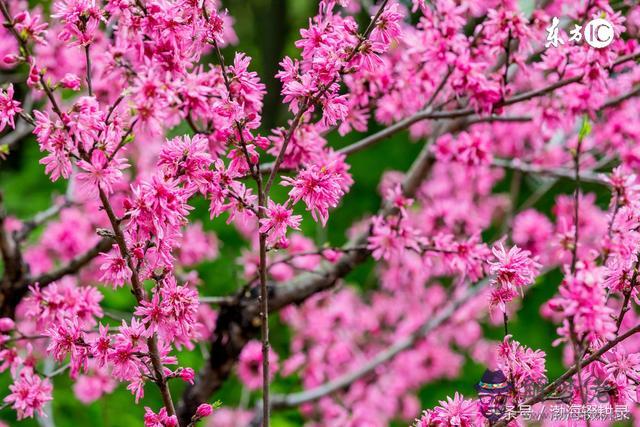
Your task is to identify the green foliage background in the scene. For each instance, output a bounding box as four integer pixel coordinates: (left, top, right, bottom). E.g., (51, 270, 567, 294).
(0, 0, 617, 425)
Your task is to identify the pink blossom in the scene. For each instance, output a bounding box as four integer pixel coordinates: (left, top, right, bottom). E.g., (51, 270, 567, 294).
(66, 96, 106, 151)
(0, 84, 22, 132)
(367, 215, 421, 261)
(488, 243, 540, 310)
(259, 200, 302, 247)
(73, 364, 116, 404)
(77, 150, 128, 196)
(46, 318, 88, 376)
(422, 392, 479, 427)
(13, 11, 48, 44)
(370, 2, 403, 45)
(53, 0, 104, 46)
(24, 280, 103, 330)
(34, 111, 73, 181)
(205, 9, 226, 44)
(60, 73, 81, 90)
(179, 367, 195, 384)
(144, 407, 178, 427)
(158, 135, 213, 195)
(4, 370, 53, 420)
(498, 336, 547, 391)
(99, 247, 132, 289)
(604, 348, 640, 382)
(195, 403, 214, 418)
(0, 317, 15, 332)
(512, 209, 554, 261)
(237, 340, 279, 391)
(134, 293, 169, 337)
(282, 162, 347, 226)
(157, 276, 200, 344)
(90, 323, 111, 367)
(207, 408, 252, 427)
(433, 130, 493, 167)
(108, 340, 139, 382)
(547, 268, 617, 344)
(320, 93, 348, 128)
(178, 223, 219, 266)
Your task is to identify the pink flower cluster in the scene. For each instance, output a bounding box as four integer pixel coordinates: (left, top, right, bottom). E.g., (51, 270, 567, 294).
(1, 0, 640, 425)
(488, 243, 540, 312)
(0, 84, 21, 132)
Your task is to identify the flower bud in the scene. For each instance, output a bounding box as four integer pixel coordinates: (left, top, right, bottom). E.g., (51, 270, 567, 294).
(133, 246, 145, 259)
(180, 367, 195, 384)
(195, 403, 213, 418)
(2, 54, 19, 65)
(163, 415, 178, 427)
(27, 63, 40, 88)
(60, 73, 81, 90)
(0, 317, 15, 332)
(321, 248, 341, 263)
(12, 11, 26, 23)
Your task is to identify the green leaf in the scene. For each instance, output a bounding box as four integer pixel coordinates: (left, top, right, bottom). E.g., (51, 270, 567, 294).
(578, 116, 591, 140)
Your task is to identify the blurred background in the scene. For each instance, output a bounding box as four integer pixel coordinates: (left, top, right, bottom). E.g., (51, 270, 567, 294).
(0, 0, 611, 425)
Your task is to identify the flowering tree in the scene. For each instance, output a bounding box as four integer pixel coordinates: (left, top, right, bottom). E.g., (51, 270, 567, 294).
(0, 0, 639, 425)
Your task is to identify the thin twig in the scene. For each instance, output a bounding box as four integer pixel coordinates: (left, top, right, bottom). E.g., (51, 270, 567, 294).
(570, 135, 583, 273)
(494, 322, 640, 426)
(256, 51, 640, 176)
(16, 197, 72, 241)
(491, 158, 607, 186)
(28, 237, 113, 287)
(85, 45, 93, 97)
(97, 187, 176, 416)
(601, 85, 640, 109)
(615, 253, 640, 334)
(269, 280, 488, 409)
(263, 0, 391, 195)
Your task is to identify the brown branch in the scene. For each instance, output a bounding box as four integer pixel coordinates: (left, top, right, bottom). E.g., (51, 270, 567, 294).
(15, 197, 72, 242)
(602, 85, 640, 109)
(207, 18, 273, 423)
(252, 4, 393, 424)
(570, 129, 584, 273)
(97, 187, 177, 417)
(350, 50, 640, 144)
(615, 253, 640, 334)
(493, 322, 640, 426)
(0, 193, 27, 317)
(491, 158, 607, 186)
(85, 45, 93, 96)
(0, 92, 34, 153)
(263, 0, 390, 195)
(269, 279, 488, 409)
(336, 115, 531, 158)
(178, 123, 437, 425)
(199, 296, 236, 305)
(257, 52, 639, 178)
(28, 236, 113, 287)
